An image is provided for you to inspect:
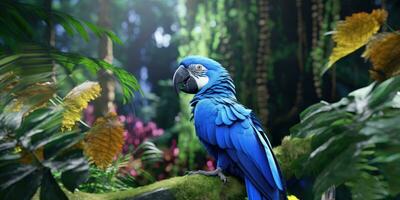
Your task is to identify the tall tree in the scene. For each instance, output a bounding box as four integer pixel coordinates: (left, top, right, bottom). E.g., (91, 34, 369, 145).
(256, 0, 271, 129)
(94, 0, 116, 117)
(43, 0, 55, 46)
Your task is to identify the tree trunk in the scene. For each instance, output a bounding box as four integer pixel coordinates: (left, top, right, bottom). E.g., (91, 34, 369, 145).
(43, 0, 56, 83)
(43, 0, 55, 47)
(94, 0, 116, 117)
(255, 0, 271, 129)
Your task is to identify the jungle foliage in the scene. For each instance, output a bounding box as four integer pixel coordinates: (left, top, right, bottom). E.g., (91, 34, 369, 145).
(177, 1, 400, 199)
(1, 0, 400, 200)
(292, 76, 400, 199)
(0, 1, 143, 199)
(287, 8, 400, 200)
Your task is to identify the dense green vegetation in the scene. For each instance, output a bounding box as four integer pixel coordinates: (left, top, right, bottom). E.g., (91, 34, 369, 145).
(1, 0, 400, 200)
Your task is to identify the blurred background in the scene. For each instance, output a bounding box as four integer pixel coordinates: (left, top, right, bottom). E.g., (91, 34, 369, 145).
(2, 0, 400, 199)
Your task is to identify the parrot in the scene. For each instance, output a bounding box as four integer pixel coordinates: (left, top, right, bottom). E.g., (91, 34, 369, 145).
(173, 56, 286, 200)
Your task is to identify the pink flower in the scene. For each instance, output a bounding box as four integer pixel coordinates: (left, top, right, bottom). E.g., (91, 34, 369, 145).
(207, 160, 215, 171)
(119, 115, 126, 122)
(135, 121, 144, 129)
(173, 147, 179, 157)
(129, 169, 137, 176)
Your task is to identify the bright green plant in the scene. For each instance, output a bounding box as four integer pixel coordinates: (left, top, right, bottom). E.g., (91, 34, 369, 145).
(291, 76, 400, 199)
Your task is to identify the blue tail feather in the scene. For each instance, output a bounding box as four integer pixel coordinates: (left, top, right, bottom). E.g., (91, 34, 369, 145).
(245, 177, 279, 200)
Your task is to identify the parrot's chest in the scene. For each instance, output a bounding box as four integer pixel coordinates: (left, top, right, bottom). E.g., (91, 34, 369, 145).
(192, 101, 219, 142)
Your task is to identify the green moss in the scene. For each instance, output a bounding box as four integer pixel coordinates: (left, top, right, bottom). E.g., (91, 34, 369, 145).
(273, 136, 312, 178)
(65, 175, 246, 200)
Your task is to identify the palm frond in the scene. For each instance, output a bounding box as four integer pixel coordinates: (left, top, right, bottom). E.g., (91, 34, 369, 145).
(0, 0, 122, 46)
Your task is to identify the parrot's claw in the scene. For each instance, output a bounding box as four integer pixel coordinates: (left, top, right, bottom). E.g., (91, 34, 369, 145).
(187, 168, 227, 183)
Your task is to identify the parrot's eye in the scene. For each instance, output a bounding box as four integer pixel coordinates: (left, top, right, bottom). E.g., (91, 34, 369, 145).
(194, 64, 204, 72)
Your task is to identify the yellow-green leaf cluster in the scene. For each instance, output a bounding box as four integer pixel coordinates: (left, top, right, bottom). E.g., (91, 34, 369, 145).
(5, 82, 55, 113)
(326, 9, 388, 71)
(362, 32, 400, 81)
(62, 81, 101, 131)
(83, 112, 125, 169)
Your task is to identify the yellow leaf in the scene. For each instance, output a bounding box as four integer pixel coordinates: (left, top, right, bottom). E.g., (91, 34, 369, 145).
(325, 9, 388, 72)
(83, 112, 124, 169)
(288, 195, 300, 200)
(62, 81, 101, 131)
(5, 82, 55, 113)
(362, 32, 400, 81)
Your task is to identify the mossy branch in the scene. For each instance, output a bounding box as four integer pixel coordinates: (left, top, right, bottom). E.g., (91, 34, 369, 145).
(62, 136, 311, 200)
(64, 175, 246, 200)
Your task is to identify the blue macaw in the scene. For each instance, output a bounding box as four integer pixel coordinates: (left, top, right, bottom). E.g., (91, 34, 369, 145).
(173, 56, 286, 200)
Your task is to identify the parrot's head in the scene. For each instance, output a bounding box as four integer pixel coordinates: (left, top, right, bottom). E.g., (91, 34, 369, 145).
(173, 56, 224, 94)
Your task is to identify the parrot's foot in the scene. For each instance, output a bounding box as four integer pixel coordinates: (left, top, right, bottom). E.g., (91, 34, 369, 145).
(187, 168, 227, 183)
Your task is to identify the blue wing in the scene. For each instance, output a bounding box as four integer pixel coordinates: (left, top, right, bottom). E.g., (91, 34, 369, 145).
(194, 99, 284, 200)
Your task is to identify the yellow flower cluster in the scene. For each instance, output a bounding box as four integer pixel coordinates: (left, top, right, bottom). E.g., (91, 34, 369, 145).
(62, 81, 101, 131)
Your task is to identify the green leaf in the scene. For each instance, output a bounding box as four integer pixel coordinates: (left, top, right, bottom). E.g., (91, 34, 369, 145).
(40, 169, 68, 200)
(0, 169, 42, 200)
(43, 132, 84, 160)
(0, 164, 37, 190)
(0, 141, 16, 152)
(368, 77, 400, 108)
(61, 162, 89, 192)
(345, 173, 389, 200)
(290, 77, 400, 198)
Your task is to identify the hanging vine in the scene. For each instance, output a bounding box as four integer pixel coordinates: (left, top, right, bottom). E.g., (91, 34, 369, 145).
(310, 0, 341, 99)
(311, 0, 324, 98)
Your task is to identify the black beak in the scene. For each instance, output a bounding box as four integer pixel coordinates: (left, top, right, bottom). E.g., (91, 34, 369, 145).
(173, 66, 198, 94)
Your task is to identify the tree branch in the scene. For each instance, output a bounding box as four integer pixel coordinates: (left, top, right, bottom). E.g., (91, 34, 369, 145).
(63, 137, 311, 200)
(65, 175, 246, 200)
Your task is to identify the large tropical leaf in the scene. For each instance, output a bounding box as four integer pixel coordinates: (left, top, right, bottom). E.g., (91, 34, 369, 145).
(0, 108, 88, 199)
(291, 76, 400, 199)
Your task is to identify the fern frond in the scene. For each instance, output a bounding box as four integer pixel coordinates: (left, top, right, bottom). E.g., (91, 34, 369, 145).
(62, 81, 101, 131)
(83, 112, 124, 169)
